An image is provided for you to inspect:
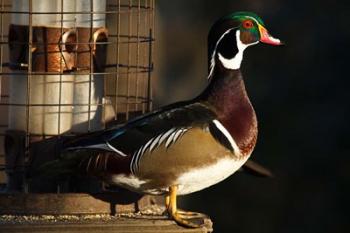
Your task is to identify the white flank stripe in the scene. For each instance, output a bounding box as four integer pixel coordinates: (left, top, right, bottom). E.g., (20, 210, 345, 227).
(150, 134, 163, 152)
(131, 146, 143, 174)
(134, 148, 144, 172)
(159, 128, 176, 145)
(141, 138, 153, 156)
(130, 151, 137, 174)
(173, 129, 183, 142)
(104, 153, 109, 170)
(212, 120, 240, 154)
(179, 128, 189, 138)
(166, 131, 177, 148)
(167, 130, 178, 143)
(106, 142, 128, 157)
(86, 156, 93, 172)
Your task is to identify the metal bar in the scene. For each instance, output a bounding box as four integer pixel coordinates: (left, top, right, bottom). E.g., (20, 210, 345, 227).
(151, 0, 155, 111)
(0, 97, 149, 107)
(135, 0, 141, 113)
(125, 0, 132, 120)
(114, 0, 121, 121)
(0, 103, 117, 107)
(24, 0, 34, 194)
(0, 0, 3, 103)
(0, 0, 4, 180)
(146, 0, 153, 112)
(72, 0, 106, 133)
(56, 0, 63, 140)
(0, 68, 152, 76)
(88, 0, 94, 131)
(0, 7, 153, 15)
(1, 34, 154, 43)
(142, 0, 147, 114)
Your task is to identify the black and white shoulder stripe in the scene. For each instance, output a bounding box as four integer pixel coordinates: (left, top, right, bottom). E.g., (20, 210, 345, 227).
(208, 119, 240, 154)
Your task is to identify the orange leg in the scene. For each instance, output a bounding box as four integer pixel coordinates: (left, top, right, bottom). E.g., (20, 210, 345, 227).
(166, 185, 204, 228)
(165, 194, 170, 210)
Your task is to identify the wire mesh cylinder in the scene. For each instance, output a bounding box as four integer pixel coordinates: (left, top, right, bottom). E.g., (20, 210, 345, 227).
(9, 0, 76, 137)
(0, 0, 155, 192)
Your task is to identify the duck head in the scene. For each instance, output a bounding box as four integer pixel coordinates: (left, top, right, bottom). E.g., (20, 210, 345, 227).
(208, 12, 283, 78)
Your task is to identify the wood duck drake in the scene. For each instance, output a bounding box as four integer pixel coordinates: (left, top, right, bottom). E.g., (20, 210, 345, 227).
(41, 12, 282, 228)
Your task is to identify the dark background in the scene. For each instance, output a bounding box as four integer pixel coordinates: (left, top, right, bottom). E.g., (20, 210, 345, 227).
(154, 1, 349, 233)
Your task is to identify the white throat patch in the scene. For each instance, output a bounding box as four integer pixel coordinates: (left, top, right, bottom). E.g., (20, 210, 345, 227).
(218, 30, 257, 70)
(208, 30, 259, 79)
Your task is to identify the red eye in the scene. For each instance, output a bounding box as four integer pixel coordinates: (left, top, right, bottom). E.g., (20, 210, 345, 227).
(243, 20, 254, 29)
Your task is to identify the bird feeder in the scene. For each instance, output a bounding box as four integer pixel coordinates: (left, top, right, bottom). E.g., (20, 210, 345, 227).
(0, 1, 213, 231)
(0, 1, 211, 232)
(0, 0, 154, 190)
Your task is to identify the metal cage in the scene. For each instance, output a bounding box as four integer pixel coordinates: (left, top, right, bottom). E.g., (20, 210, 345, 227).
(0, 0, 155, 192)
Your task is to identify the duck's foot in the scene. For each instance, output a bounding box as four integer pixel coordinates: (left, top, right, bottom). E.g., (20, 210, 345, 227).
(176, 209, 207, 219)
(170, 210, 203, 228)
(162, 208, 206, 227)
(166, 185, 206, 228)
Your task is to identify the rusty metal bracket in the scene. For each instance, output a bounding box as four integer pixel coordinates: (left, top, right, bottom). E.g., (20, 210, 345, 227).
(61, 29, 77, 71)
(92, 28, 108, 72)
(75, 27, 109, 73)
(8, 25, 109, 73)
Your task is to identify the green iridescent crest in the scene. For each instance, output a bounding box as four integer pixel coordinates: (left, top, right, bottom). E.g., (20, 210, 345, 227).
(224, 11, 265, 26)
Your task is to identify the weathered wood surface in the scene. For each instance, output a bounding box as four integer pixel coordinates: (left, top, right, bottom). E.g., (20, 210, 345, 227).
(0, 193, 149, 215)
(0, 215, 213, 233)
(0, 193, 213, 232)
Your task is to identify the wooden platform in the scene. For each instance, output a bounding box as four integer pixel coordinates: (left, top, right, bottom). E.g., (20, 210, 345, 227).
(0, 193, 213, 232)
(0, 214, 213, 233)
(0, 193, 148, 215)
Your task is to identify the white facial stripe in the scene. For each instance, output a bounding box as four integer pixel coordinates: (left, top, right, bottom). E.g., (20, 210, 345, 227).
(208, 27, 237, 80)
(245, 16, 260, 26)
(218, 30, 258, 70)
(212, 119, 240, 154)
(209, 25, 261, 75)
